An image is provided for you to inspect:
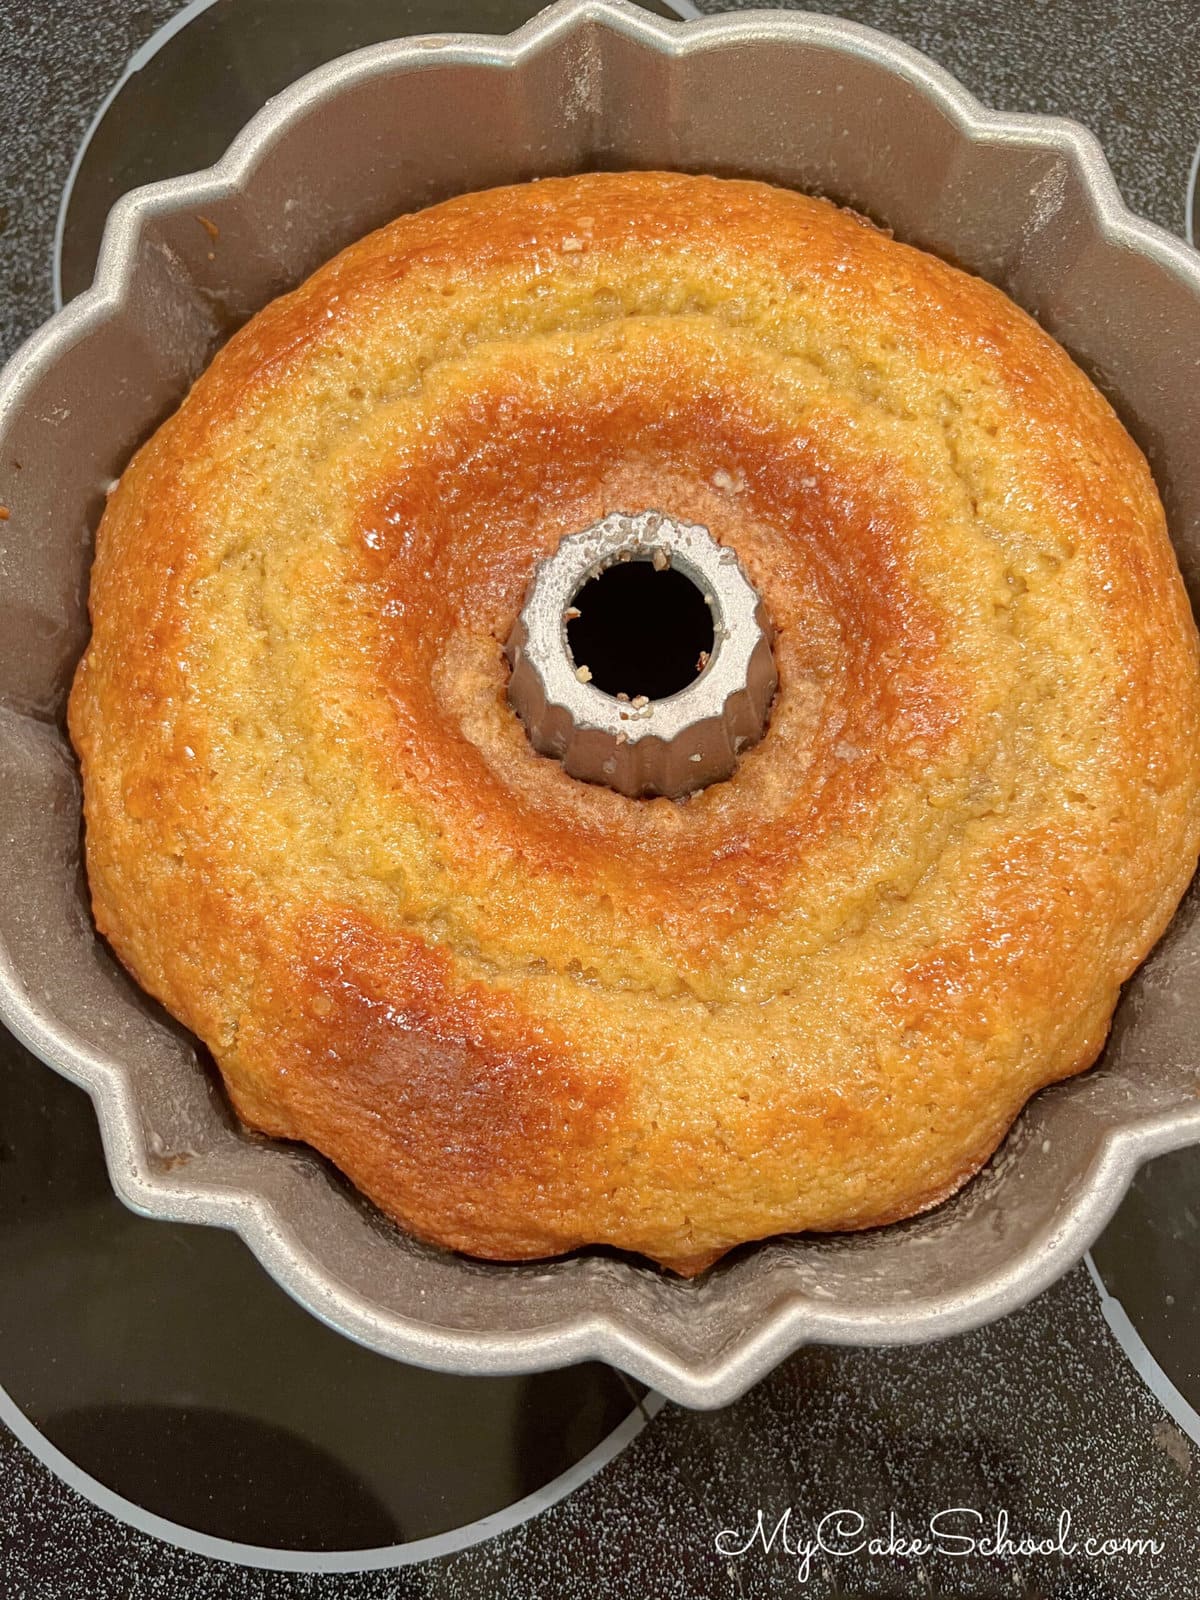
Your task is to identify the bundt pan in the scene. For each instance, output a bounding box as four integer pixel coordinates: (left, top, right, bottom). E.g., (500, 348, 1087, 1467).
(3, 0, 1200, 1410)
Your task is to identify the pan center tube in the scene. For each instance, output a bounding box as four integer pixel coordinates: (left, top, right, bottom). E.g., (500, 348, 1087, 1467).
(506, 510, 776, 798)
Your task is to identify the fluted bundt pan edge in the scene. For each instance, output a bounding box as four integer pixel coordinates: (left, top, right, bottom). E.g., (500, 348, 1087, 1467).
(3, 0, 1200, 1408)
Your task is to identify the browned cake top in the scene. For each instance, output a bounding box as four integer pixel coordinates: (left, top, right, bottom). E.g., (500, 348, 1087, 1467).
(69, 172, 1200, 1272)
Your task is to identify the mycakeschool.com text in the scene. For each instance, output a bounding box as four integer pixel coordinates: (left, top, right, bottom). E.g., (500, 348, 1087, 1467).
(715, 1507, 1165, 1587)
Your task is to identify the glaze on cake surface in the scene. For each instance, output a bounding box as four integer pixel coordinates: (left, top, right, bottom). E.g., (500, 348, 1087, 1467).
(69, 172, 1200, 1273)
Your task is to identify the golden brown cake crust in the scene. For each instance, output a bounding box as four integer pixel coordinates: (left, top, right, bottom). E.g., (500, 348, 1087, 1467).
(68, 172, 1200, 1273)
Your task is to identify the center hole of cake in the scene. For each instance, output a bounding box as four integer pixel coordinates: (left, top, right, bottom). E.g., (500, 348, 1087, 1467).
(567, 558, 716, 702)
